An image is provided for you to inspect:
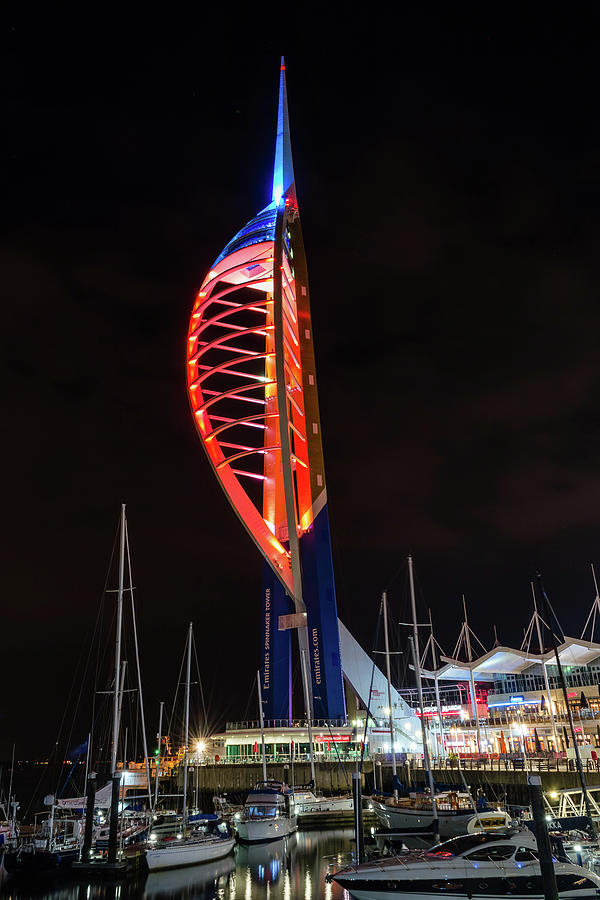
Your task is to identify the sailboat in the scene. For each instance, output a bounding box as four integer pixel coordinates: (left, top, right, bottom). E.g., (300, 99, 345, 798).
(145, 624, 235, 871)
(4, 505, 153, 876)
(371, 559, 510, 838)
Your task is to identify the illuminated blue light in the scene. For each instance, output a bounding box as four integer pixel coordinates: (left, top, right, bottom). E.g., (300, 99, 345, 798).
(212, 203, 277, 267)
(272, 56, 294, 204)
(488, 695, 527, 708)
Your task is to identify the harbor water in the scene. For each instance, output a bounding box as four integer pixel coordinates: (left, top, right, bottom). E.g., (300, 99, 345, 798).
(0, 829, 354, 900)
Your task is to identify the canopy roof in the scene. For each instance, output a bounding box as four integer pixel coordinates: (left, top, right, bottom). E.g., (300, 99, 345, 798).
(421, 637, 600, 682)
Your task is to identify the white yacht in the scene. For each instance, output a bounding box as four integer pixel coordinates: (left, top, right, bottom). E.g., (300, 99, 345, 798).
(332, 827, 600, 900)
(145, 815, 235, 871)
(371, 790, 511, 837)
(234, 781, 297, 843)
(290, 789, 353, 816)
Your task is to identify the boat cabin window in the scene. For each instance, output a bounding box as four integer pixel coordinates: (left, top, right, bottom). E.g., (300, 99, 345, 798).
(466, 845, 515, 862)
(247, 805, 278, 818)
(515, 847, 539, 862)
(428, 833, 510, 858)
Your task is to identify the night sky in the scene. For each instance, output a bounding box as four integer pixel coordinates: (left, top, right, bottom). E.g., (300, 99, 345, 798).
(4, 7, 600, 760)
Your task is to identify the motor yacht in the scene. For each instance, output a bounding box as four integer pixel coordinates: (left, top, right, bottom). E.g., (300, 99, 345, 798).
(290, 789, 353, 816)
(234, 781, 297, 843)
(332, 827, 600, 900)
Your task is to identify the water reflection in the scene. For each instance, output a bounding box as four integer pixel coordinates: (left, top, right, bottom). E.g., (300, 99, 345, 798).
(143, 854, 236, 899)
(0, 829, 353, 900)
(236, 834, 295, 888)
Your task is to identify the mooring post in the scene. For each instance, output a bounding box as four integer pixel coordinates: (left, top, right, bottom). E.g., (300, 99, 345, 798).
(528, 774, 558, 900)
(352, 771, 364, 864)
(107, 773, 121, 865)
(82, 772, 96, 861)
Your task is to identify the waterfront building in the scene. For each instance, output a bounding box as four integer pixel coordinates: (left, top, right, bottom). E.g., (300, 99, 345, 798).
(193, 635, 600, 766)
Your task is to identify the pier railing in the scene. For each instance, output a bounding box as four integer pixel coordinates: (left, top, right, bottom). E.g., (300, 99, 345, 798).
(218, 750, 365, 764)
(412, 756, 600, 774)
(225, 718, 348, 731)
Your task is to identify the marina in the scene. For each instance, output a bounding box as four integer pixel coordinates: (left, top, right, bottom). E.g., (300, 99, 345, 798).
(5, 13, 600, 900)
(0, 830, 355, 898)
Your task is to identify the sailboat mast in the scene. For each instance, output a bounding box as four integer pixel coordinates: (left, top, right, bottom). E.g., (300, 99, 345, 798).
(463, 595, 482, 752)
(83, 731, 92, 785)
(7, 744, 15, 824)
(115, 660, 127, 775)
(531, 582, 558, 751)
(125, 520, 153, 811)
(111, 503, 126, 774)
(299, 650, 316, 786)
(257, 670, 268, 781)
(182, 623, 192, 827)
(409, 636, 438, 830)
(382, 592, 398, 795)
(429, 609, 446, 758)
(154, 701, 164, 809)
(535, 575, 596, 834)
(408, 557, 438, 832)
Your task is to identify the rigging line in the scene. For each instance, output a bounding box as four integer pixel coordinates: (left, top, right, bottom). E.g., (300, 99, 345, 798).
(191, 631, 208, 736)
(168, 632, 189, 745)
(359, 597, 384, 777)
(58, 757, 80, 799)
(381, 556, 409, 595)
(241, 680, 255, 722)
(124, 520, 151, 805)
(326, 721, 350, 791)
(89, 515, 121, 774)
(41, 518, 120, 809)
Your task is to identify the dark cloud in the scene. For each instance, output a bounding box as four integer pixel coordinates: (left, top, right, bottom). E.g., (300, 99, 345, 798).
(3, 8, 600, 758)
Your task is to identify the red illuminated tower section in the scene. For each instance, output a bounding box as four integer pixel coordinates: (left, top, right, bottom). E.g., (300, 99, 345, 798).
(187, 59, 346, 723)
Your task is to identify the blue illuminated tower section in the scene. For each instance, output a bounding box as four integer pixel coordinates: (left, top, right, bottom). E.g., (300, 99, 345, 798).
(186, 59, 346, 724)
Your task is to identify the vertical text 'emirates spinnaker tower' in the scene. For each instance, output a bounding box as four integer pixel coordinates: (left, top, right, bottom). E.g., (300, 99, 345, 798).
(186, 59, 346, 724)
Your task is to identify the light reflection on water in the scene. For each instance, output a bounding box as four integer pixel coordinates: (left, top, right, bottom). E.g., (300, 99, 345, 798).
(0, 830, 354, 900)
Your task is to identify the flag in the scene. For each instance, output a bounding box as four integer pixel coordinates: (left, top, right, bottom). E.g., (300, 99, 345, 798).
(68, 738, 89, 759)
(499, 731, 507, 754)
(291, 740, 295, 753)
(253, 741, 258, 754)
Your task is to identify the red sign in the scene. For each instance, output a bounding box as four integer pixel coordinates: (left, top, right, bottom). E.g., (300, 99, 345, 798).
(315, 734, 351, 743)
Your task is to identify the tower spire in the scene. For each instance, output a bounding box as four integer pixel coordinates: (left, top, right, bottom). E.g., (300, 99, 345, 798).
(272, 56, 295, 205)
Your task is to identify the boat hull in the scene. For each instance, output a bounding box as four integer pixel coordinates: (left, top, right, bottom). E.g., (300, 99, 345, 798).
(2, 847, 79, 875)
(371, 801, 509, 837)
(235, 816, 297, 843)
(334, 887, 600, 900)
(145, 837, 235, 871)
(295, 798, 353, 815)
(334, 874, 600, 900)
(333, 840, 600, 900)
